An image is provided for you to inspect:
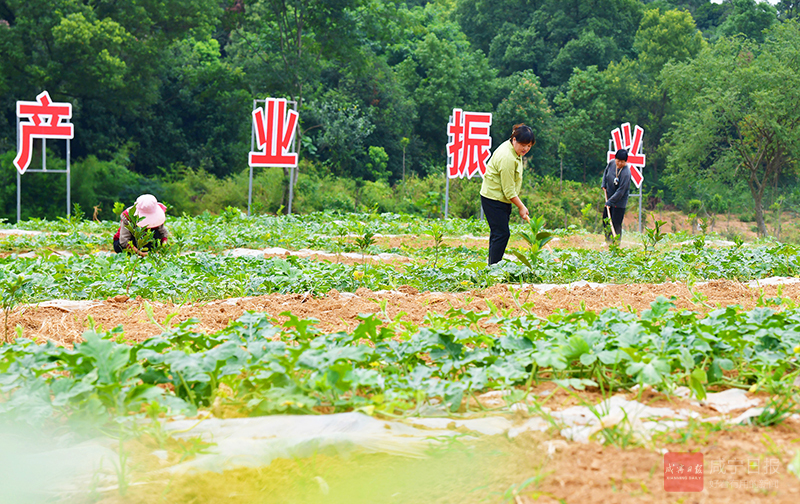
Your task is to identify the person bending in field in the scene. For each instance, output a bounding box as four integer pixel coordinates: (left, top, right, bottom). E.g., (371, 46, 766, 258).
(601, 149, 631, 243)
(480, 123, 535, 265)
(113, 194, 169, 257)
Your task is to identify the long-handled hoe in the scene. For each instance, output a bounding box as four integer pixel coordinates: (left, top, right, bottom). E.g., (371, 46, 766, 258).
(603, 187, 617, 239)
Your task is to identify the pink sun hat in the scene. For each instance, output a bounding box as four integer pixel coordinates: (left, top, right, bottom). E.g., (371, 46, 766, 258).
(134, 194, 166, 228)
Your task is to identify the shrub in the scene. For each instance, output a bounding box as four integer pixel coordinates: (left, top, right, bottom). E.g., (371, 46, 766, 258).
(395, 174, 445, 216)
(685, 199, 702, 214)
(709, 193, 728, 214)
(72, 150, 150, 221)
(161, 164, 288, 216)
(294, 172, 356, 213)
(358, 180, 395, 213)
(446, 177, 483, 219)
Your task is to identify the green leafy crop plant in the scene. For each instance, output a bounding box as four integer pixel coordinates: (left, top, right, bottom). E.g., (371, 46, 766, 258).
(0, 271, 31, 342)
(1, 298, 799, 430)
(0, 213, 798, 291)
(512, 215, 555, 282)
(0, 245, 796, 308)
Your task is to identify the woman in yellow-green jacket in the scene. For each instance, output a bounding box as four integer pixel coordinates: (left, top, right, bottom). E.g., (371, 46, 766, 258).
(480, 124, 535, 265)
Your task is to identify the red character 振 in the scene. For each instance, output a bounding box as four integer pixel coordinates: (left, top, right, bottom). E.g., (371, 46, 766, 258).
(447, 108, 492, 178)
(13, 91, 74, 174)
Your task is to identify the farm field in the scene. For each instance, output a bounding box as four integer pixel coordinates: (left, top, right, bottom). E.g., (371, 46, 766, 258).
(0, 211, 799, 503)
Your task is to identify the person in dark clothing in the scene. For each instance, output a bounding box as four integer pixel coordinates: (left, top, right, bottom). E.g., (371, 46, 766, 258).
(601, 149, 631, 242)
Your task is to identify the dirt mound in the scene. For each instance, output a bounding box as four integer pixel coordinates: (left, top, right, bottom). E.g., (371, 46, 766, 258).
(8, 279, 799, 346)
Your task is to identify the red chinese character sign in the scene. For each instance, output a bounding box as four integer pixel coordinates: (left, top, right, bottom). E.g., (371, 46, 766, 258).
(447, 108, 492, 179)
(607, 122, 645, 188)
(249, 98, 299, 167)
(14, 91, 74, 174)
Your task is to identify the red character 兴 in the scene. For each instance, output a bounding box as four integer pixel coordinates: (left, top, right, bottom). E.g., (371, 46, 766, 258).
(607, 123, 646, 188)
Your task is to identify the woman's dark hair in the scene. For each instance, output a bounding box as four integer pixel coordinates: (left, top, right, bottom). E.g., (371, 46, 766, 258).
(615, 149, 628, 161)
(510, 124, 535, 145)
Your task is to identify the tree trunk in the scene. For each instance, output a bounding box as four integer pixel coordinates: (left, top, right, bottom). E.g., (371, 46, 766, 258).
(650, 155, 657, 185)
(752, 190, 767, 237)
(740, 142, 783, 238)
(402, 148, 406, 183)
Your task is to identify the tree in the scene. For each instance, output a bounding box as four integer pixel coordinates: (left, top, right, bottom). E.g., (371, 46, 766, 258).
(548, 30, 623, 85)
(776, 0, 800, 21)
(531, 0, 644, 86)
(365, 145, 389, 182)
(133, 37, 252, 177)
(393, 2, 497, 171)
(717, 0, 777, 43)
(488, 22, 545, 77)
(494, 70, 554, 175)
(0, 0, 221, 161)
(457, 0, 644, 86)
(227, 0, 362, 113)
(454, 0, 536, 56)
(634, 8, 705, 76)
(226, 0, 363, 206)
(307, 90, 375, 177)
(661, 0, 729, 38)
(553, 66, 621, 183)
(663, 22, 800, 236)
(631, 8, 706, 185)
(329, 3, 419, 183)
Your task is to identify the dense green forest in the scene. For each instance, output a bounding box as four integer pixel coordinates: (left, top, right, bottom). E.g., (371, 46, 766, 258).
(1, 0, 799, 237)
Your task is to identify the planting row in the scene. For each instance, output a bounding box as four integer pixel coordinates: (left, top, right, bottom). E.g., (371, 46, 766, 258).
(3, 211, 492, 254)
(0, 239, 797, 304)
(1, 298, 798, 431)
(1, 210, 786, 258)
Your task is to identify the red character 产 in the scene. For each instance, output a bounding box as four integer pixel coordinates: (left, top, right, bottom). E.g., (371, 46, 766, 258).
(14, 91, 74, 174)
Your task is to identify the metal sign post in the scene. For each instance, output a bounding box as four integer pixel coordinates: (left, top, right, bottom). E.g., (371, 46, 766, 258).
(14, 91, 74, 223)
(638, 184, 643, 233)
(444, 174, 449, 219)
(444, 112, 452, 220)
(16, 139, 72, 223)
(248, 98, 299, 216)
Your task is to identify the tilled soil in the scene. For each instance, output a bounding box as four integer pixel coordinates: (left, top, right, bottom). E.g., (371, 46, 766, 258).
(8, 279, 800, 502)
(9, 279, 800, 346)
